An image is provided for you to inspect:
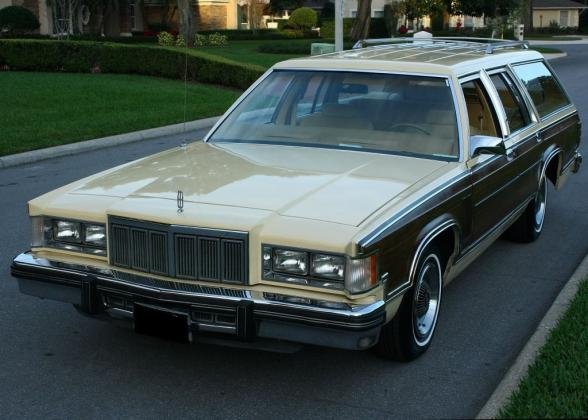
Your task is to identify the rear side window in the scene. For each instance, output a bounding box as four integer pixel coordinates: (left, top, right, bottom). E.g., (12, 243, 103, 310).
(513, 62, 570, 118)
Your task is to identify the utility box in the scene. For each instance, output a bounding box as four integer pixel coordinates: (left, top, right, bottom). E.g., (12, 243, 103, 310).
(515, 24, 524, 41)
(311, 43, 336, 56)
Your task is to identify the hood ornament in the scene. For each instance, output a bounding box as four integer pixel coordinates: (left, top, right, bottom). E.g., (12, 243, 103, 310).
(177, 190, 184, 214)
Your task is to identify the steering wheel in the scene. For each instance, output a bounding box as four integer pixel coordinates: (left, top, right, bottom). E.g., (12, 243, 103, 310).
(388, 123, 431, 136)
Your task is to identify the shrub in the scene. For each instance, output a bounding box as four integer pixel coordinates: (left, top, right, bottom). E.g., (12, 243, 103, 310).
(289, 7, 318, 30)
(320, 18, 388, 39)
(0, 6, 40, 34)
(157, 31, 175, 46)
(0, 39, 264, 90)
(194, 33, 207, 47)
(175, 34, 186, 47)
(207, 32, 228, 46)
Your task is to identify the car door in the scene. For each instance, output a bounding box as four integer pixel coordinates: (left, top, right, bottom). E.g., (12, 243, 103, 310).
(462, 69, 537, 246)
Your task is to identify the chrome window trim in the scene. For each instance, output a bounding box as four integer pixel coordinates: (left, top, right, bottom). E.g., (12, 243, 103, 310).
(485, 68, 536, 139)
(205, 68, 463, 162)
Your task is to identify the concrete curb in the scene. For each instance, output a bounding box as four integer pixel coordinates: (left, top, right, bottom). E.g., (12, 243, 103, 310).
(476, 253, 588, 419)
(0, 116, 220, 170)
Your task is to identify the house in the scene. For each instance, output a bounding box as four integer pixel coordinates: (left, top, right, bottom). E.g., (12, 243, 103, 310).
(0, 0, 243, 37)
(341, 0, 485, 30)
(532, 0, 588, 28)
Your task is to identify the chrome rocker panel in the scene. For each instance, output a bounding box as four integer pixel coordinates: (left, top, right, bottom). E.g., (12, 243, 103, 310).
(11, 252, 385, 351)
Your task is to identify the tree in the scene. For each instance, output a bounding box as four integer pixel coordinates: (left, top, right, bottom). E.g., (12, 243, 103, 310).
(350, 0, 372, 41)
(177, 0, 195, 44)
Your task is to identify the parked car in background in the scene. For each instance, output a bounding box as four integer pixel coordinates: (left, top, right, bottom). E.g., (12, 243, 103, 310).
(11, 39, 582, 361)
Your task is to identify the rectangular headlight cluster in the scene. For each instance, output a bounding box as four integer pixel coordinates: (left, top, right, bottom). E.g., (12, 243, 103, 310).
(262, 245, 378, 294)
(31, 216, 106, 256)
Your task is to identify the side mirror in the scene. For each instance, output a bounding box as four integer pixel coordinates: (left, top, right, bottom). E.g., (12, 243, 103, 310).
(469, 135, 507, 157)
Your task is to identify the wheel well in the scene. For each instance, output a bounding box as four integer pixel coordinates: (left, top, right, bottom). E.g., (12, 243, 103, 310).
(427, 227, 457, 276)
(544, 153, 561, 186)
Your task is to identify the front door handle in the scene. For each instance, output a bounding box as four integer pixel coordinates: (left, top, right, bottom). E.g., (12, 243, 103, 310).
(506, 149, 517, 160)
(535, 132, 543, 142)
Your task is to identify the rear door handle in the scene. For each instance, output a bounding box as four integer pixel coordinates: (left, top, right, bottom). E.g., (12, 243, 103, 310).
(535, 132, 543, 142)
(506, 149, 517, 160)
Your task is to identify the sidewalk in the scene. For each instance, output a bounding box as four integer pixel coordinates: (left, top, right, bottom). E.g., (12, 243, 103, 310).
(528, 36, 588, 45)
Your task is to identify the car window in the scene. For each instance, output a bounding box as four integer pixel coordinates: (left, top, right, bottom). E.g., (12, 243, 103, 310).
(294, 75, 327, 118)
(461, 79, 501, 138)
(490, 73, 530, 134)
(210, 70, 460, 160)
(512, 61, 570, 118)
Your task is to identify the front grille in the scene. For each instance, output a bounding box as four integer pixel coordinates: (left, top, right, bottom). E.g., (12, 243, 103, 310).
(108, 216, 248, 285)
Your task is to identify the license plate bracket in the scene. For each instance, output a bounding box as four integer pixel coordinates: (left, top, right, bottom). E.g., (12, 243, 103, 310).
(134, 304, 189, 343)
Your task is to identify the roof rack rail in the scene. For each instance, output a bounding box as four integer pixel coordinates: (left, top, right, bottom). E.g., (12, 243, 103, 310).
(352, 37, 529, 54)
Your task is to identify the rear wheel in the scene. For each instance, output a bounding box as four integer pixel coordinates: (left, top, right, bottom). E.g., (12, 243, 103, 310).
(507, 175, 547, 243)
(375, 246, 443, 361)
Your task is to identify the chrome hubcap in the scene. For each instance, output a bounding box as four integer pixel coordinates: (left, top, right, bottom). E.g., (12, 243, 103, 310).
(534, 177, 547, 232)
(412, 255, 442, 346)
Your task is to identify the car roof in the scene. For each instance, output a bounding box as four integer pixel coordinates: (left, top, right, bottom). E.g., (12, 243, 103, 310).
(273, 38, 544, 78)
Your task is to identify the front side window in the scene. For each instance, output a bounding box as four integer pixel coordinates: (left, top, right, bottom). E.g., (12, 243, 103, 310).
(209, 71, 459, 160)
(461, 79, 501, 137)
(513, 61, 570, 118)
(490, 73, 530, 134)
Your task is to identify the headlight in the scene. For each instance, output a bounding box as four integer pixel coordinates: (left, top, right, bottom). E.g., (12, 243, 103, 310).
(54, 220, 81, 243)
(84, 224, 106, 247)
(273, 249, 308, 275)
(311, 254, 345, 281)
(262, 245, 379, 293)
(31, 216, 106, 256)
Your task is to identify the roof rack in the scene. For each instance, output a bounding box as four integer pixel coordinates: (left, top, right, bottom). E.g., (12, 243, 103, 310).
(352, 37, 529, 55)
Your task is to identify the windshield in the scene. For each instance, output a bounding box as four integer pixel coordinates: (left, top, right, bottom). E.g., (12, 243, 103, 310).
(209, 70, 459, 160)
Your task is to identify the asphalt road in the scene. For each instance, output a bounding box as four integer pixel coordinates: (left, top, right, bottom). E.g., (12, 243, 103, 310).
(1, 46, 587, 419)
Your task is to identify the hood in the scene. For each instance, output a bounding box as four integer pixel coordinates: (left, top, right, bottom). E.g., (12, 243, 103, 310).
(68, 142, 449, 226)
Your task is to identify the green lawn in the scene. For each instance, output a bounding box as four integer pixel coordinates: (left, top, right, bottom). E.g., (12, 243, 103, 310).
(163, 39, 311, 68)
(499, 278, 588, 418)
(0, 72, 240, 156)
(530, 46, 564, 54)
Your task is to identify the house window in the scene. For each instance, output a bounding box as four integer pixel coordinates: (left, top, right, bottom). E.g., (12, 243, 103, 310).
(351, 10, 357, 17)
(560, 10, 569, 27)
(129, 0, 137, 30)
(373, 10, 384, 18)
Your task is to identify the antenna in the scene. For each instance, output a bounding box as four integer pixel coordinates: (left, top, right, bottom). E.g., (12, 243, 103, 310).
(181, 30, 189, 149)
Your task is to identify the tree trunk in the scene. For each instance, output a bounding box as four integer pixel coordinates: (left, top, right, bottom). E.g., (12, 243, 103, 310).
(350, 0, 372, 41)
(177, 0, 196, 45)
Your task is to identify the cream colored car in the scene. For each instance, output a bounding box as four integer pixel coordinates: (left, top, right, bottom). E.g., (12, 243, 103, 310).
(11, 39, 582, 360)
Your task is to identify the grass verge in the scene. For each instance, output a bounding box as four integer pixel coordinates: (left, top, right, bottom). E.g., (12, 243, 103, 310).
(499, 278, 588, 418)
(164, 40, 306, 69)
(0, 72, 240, 156)
(530, 46, 564, 54)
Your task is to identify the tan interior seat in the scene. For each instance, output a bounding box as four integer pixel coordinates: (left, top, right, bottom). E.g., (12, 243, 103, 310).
(298, 103, 374, 130)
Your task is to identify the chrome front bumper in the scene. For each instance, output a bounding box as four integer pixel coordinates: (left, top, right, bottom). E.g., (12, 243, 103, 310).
(11, 252, 386, 351)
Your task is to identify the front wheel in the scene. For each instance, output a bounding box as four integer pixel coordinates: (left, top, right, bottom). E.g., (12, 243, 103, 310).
(375, 246, 443, 361)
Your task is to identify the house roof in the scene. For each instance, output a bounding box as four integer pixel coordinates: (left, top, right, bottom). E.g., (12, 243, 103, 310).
(533, 0, 588, 9)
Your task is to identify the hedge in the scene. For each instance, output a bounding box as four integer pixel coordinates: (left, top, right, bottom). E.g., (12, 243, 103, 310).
(0, 39, 264, 90)
(257, 39, 354, 54)
(197, 28, 319, 40)
(320, 18, 389, 39)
